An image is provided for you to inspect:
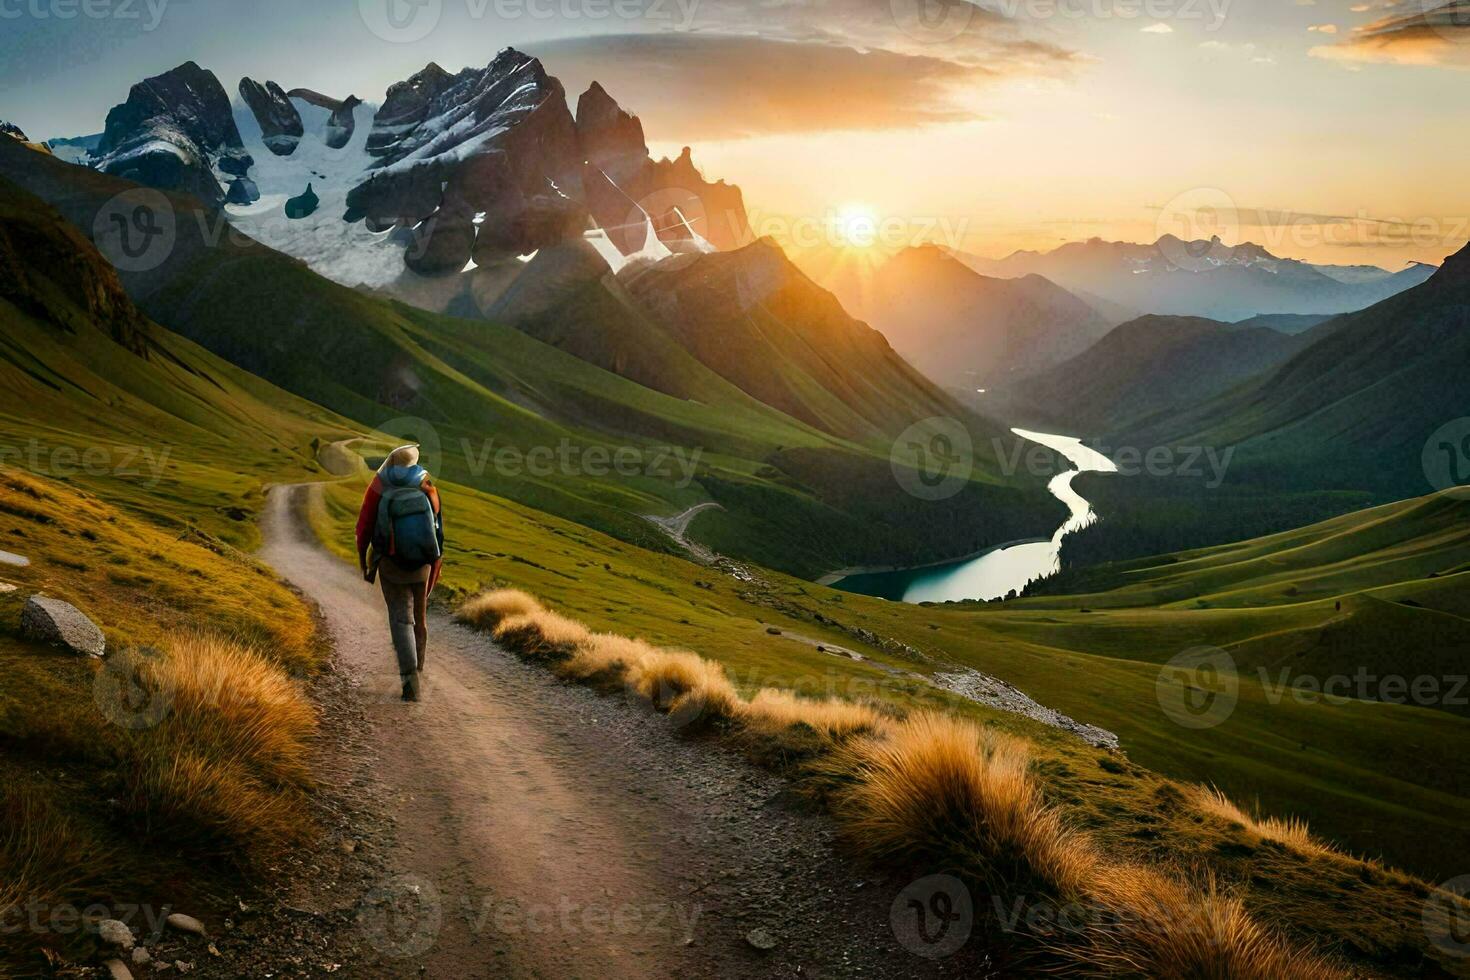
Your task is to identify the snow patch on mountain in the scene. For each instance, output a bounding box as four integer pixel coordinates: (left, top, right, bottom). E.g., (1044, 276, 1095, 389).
(228, 97, 417, 288)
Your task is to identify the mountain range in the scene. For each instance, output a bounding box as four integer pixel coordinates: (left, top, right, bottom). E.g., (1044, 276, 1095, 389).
(959, 235, 1436, 321)
(70, 53, 751, 295)
(824, 244, 1115, 390)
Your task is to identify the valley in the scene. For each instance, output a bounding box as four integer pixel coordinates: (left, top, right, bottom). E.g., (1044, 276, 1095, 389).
(2, 30, 1468, 980)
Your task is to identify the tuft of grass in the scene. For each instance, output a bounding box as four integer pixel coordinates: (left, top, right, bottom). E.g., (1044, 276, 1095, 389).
(741, 689, 886, 740)
(1189, 785, 1346, 863)
(116, 633, 317, 856)
(457, 589, 1343, 976)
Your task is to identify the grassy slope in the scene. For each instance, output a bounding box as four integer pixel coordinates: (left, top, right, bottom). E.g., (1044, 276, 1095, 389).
(310, 471, 1468, 975)
(0, 181, 353, 973)
(1055, 246, 1470, 568)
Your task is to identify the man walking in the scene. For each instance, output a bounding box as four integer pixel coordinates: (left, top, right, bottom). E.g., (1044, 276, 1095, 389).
(356, 445, 444, 701)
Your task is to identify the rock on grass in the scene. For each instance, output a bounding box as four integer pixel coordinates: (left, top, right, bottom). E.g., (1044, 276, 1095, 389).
(19, 595, 105, 657)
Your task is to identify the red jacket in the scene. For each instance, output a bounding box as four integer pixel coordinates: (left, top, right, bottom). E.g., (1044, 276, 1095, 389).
(357, 472, 444, 595)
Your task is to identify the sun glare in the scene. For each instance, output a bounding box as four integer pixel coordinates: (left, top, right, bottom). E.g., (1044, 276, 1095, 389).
(832, 203, 878, 249)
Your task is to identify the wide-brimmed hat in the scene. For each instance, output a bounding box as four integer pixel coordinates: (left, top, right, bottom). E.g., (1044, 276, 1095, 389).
(383, 444, 420, 468)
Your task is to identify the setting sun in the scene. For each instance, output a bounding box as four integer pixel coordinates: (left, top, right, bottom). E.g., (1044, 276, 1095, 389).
(831, 203, 878, 249)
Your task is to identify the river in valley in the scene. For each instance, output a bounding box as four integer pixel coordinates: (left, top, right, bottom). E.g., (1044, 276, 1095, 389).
(831, 429, 1117, 603)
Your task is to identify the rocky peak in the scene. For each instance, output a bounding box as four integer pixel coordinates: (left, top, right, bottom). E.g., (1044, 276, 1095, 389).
(576, 82, 647, 182)
(367, 61, 460, 158)
(1432, 241, 1470, 287)
(239, 77, 303, 156)
(95, 61, 252, 207)
(1, 121, 28, 142)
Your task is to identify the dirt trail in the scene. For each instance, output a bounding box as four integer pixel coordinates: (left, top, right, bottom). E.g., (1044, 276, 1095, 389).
(258, 484, 983, 979)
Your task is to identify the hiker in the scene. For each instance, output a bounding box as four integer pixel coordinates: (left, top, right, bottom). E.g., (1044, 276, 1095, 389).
(356, 445, 444, 702)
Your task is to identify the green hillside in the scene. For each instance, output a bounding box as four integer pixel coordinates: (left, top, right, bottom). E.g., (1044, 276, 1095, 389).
(1046, 248, 1470, 567)
(1018, 314, 1314, 432)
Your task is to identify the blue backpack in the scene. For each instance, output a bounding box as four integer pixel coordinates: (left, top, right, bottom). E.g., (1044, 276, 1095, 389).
(374, 466, 442, 569)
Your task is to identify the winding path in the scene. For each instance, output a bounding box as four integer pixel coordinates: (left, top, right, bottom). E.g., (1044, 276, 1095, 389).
(258, 484, 977, 978)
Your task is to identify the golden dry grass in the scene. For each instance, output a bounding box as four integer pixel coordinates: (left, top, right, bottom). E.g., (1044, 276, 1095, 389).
(741, 689, 886, 739)
(103, 632, 318, 856)
(458, 587, 1345, 978)
(1188, 785, 1344, 863)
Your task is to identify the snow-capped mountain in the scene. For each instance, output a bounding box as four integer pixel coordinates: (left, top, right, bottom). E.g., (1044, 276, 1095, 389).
(63, 51, 752, 298)
(960, 235, 1436, 320)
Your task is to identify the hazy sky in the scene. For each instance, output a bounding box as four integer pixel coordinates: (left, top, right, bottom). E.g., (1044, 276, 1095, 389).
(3, 0, 1467, 265)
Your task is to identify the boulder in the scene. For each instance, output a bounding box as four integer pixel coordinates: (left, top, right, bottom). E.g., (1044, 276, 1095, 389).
(19, 595, 105, 657)
(326, 96, 362, 150)
(284, 183, 319, 220)
(225, 176, 260, 205)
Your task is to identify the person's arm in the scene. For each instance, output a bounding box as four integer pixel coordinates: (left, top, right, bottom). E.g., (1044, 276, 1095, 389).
(355, 475, 384, 577)
(424, 477, 444, 595)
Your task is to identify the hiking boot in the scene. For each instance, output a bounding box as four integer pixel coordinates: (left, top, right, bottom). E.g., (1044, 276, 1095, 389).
(401, 673, 421, 702)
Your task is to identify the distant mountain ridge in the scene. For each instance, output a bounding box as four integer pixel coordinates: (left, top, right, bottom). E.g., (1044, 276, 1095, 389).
(846, 244, 1114, 389)
(1017, 313, 1318, 431)
(960, 235, 1437, 320)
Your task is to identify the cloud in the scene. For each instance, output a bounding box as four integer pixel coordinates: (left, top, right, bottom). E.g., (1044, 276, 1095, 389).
(1308, 23, 1339, 33)
(534, 33, 1032, 140)
(1311, 0, 1470, 69)
(1140, 22, 1175, 33)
